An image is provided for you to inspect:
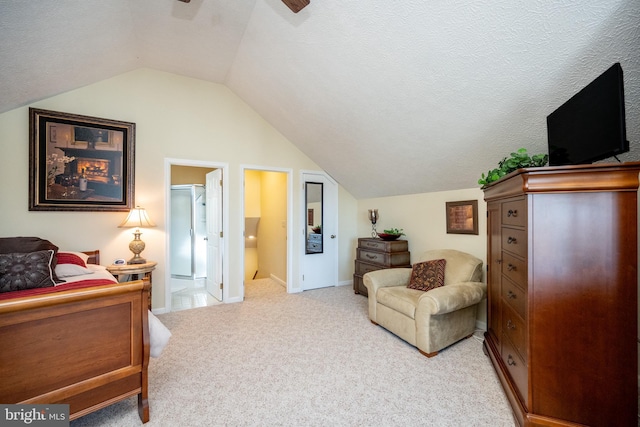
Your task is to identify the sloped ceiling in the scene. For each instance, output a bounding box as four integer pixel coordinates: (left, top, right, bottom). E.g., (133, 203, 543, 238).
(1, 0, 638, 198)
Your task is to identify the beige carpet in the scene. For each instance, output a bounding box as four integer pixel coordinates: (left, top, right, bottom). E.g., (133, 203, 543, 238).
(71, 279, 515, 426)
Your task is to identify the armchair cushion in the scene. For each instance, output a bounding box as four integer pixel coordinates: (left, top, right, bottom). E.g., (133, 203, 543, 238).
(407, 259, 446, 292)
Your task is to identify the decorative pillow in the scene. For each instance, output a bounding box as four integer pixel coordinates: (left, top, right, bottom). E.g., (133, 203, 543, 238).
(55, 263, 93, 278)
(407, 259, 446, 292)
(0, 250, 56, 293)
(0, 237, 62, 283)
(57, 251, 88, 267)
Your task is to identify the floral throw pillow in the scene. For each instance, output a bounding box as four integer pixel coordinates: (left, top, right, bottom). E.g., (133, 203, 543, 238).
(0, 250, 56, 293)
(407, 259, 446, 292)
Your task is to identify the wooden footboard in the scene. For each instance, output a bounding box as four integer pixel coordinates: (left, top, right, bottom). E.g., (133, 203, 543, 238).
(0, 279, 150, 423)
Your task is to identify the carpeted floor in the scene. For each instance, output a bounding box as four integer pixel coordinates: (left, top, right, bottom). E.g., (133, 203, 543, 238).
(71, 279, 515, 426)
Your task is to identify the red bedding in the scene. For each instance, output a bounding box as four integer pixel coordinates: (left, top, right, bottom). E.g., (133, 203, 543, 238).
(0, 279, 116, 301)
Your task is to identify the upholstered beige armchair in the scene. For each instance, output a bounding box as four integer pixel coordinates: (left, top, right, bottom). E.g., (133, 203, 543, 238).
(363, 249, 485, 357)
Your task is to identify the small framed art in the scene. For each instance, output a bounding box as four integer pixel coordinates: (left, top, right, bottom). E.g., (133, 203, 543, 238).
(446, 200, 478, 235)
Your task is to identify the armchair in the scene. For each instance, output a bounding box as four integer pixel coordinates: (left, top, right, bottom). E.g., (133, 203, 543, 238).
(364, 249, 485, 357)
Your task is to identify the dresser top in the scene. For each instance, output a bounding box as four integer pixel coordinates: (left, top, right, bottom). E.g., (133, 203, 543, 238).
(483, 161, 640, 200)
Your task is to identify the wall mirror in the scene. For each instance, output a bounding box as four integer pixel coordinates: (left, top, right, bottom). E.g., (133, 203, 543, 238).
(305, 182, 323, 254)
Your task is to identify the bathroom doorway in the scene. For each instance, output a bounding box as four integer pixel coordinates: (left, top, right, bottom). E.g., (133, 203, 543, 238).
(166, 161, 226, 312)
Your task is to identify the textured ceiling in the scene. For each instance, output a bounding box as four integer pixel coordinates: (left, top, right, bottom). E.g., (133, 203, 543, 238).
(1, 0, 638, 198)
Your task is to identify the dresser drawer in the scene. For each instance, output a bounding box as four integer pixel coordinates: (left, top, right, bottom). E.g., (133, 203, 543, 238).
(357, 238, 408, 253)
(355, 260, 386, 276)
(357, 248, 410, 267)
(502, 252, 527, 286)
(308, 233, 322, 242)
(502, 277, 526, 319)
(502, 198, 527, 227)
(501, 227, 527, 258)
(501, 335, 528, 405)
(501, 303, 526, 359)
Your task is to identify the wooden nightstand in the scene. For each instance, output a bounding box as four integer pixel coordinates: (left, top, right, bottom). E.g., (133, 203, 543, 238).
(106, 261, 157, 309)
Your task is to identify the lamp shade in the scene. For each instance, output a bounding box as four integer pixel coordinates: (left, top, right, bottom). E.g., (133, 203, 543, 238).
(119, 206, 156, 229)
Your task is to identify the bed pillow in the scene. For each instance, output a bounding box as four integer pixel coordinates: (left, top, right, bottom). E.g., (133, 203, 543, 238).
(0, 237, 62, 283)
(407, 259, 446, 292)
(0, 250, 56, 293)
(55, 263, 93, 278)
(57, 251, 89, 267)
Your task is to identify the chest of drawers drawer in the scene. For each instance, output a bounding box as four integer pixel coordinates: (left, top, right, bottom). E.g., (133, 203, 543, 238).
(502, 252, 527, 286)
(355, 260, 386, 276)
(356, 248, 410, 267)
(501, 277, 526, 319)
(502, 198, 527, 227)
(501, 227, 527, 258)
(501, 303, 526, 359)
(357, 238, 408, 253)
(501, 334, 528, 404)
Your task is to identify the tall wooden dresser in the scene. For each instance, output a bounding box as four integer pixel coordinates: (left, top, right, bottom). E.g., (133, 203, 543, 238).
(483, 162, 639, 427)
(353, 238, 410, 296)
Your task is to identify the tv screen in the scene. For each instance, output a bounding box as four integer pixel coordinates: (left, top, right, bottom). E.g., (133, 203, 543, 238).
(547, 62, 628, 166)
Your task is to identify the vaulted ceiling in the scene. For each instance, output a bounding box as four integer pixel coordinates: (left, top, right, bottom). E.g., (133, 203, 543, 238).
(1, 0, 638, 198)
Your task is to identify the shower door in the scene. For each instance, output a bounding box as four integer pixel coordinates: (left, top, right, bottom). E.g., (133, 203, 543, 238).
(171, 184, 207, 279)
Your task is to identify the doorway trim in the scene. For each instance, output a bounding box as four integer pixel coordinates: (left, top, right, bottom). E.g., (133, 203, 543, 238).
(240, 164, 294, 298)
(164, 158, 230, 312)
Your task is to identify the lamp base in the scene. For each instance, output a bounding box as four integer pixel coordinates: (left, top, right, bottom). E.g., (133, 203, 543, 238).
(128, 255, 147, 265)
(128, 229, 147, 265)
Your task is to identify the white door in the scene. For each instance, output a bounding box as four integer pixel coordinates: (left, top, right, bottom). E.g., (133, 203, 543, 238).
(301, 172, 338, 290)
(206, 169, 223, 301)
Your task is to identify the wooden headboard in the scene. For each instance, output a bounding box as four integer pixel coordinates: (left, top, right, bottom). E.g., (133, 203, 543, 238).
(82, 250, 100, 265)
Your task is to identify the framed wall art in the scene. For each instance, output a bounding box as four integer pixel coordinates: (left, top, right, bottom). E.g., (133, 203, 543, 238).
(29, 108, 135, 212)
(445, 200, 478, 235)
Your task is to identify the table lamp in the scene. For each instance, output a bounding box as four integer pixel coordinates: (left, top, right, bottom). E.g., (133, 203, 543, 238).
(119, 206, 156, 264)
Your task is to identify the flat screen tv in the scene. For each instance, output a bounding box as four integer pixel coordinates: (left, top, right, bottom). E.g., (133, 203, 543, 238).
(547, 62, 628, 166)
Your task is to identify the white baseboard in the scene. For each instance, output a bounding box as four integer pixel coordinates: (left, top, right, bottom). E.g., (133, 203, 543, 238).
(270, 274, 287, 288)
(337, 279, 352, 287)
(475, 320, 487, 331)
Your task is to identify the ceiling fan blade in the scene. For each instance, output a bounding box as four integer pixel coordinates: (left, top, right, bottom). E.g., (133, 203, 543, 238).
(282, 0, 310, 13)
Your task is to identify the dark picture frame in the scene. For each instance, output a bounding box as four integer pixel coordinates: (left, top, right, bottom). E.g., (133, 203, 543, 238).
(446, 200, 478, 235)
(29, 108, 135, 212)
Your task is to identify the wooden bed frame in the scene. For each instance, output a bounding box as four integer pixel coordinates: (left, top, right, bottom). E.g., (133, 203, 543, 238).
(0, 250, 150, 423)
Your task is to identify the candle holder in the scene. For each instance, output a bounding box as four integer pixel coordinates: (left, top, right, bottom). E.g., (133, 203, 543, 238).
(368, 209, 379, 238)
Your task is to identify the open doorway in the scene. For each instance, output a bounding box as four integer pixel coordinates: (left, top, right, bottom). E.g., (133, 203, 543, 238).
(165, 160, 228, 312)
(242, 166, 293, 300)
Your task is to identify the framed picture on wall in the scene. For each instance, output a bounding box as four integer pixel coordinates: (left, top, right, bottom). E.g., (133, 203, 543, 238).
(446, 200, 478, 235)
(29, 108, 135, 212)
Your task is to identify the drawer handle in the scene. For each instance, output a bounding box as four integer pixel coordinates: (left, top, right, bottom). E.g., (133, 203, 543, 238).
(507, 290, 516, 299)
(365, 254, 378, 260)
(507, 263, 516, 271)
(507, 236, 517, 244)
(507, 319, 516, 330)
(507, 354, 516, 366)
(507, 209, 518, 217)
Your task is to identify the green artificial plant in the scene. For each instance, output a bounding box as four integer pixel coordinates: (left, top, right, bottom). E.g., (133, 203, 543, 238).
(383, 228, 405, 236)
(478, 148, 549, 187)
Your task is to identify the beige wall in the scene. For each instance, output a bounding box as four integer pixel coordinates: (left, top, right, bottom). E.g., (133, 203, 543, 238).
(0, 67, 488, 322)
(0, 68, 359, 310)
(171, 165, 213, 185)
(256, 171, 287, 282)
